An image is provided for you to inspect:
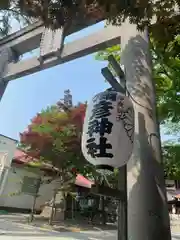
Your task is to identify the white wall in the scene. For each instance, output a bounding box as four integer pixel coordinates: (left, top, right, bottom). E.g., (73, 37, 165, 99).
(0, 135, 17, 196)
(0, 165, 59, 210)
(0, 135, 17, 167)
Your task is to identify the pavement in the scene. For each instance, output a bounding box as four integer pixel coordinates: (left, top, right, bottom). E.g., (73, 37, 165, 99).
(0, 214, 117, 240)
(0, 214, 179, 239)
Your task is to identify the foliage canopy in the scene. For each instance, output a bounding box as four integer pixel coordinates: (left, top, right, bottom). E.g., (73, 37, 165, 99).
(19, 103, 96, 183)
(0, 0, 180, 44)
(163, 144, 180, 180)
(95, 37, 180, 123)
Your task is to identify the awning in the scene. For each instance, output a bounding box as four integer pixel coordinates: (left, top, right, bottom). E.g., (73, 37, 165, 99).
(75, 174, 94, 188)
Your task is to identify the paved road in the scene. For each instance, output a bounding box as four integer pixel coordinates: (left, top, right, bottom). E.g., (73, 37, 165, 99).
(0, 216, 179, 240)
(0, 217, 117, 240)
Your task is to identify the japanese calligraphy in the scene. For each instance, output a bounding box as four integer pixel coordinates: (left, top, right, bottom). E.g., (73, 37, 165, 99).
(86, 137, 113, 158)
(90, 100, 113, 119)
(86, 90, 117, 159)
(116, 97, 124, 115)
(93, 91, 117, 103)
(117, 107, 134, 143)
(87, 118, 113, 137)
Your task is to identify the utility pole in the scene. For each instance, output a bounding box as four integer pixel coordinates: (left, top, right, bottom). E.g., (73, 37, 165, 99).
(120, 21, 171, 240)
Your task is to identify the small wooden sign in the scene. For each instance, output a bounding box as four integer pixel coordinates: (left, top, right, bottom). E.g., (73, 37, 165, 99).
(21, 177, 41, 196)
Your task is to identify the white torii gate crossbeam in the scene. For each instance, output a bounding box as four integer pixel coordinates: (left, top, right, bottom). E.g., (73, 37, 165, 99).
(4, 26, 120, 82)
(0, 20, 121, 82)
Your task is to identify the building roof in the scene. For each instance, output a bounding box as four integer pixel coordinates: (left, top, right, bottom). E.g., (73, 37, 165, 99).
(13, 149, 32, 164)
(13, 149, 94, 188)
(0, 134, 18, 143)
(75, 174, 93, 188)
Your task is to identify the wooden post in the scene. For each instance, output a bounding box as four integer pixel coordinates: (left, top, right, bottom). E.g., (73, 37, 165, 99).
(49, 189, 57, 225)
(101, 54, 128, 240)
(29, 194, 37, 222)
(29, 178, 41, 223)
(117, 166, 127, 240)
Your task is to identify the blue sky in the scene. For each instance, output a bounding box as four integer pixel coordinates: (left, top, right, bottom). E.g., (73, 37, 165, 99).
(0, 21, 111, 140)
(0, 20, 172, 142)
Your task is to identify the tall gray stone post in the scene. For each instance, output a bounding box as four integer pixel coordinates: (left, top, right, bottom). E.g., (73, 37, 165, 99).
(120, 21, 171, 239)
(0, 48, 17, 199)
(0, 48, 15, 100)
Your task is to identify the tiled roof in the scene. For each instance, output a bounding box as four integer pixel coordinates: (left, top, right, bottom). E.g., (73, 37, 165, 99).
(13, 149, 32, 164)
(13, 149, 94, 188)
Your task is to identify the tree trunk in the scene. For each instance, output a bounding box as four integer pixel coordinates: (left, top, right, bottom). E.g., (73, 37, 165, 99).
(120, 21, 171, 240)
(29, 194, 37, 222)
(53, 190, 66, 221)
(49, 189, 57, 225)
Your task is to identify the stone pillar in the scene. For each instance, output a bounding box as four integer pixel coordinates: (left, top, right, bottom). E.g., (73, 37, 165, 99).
(120, 21, 171, 240)
(0, 48, 15, 100)
(0, 48, 16, 201)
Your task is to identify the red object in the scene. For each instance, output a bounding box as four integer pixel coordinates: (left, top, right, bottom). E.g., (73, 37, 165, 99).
(75, 174, 94, 188)
(13, 149, 32, 164)
(71, 167, 77, 173)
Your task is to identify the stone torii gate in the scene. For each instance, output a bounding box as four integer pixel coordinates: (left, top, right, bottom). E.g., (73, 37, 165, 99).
(0, 17, 171, 240)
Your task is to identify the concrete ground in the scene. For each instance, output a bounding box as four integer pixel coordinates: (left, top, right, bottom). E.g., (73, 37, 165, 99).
(0, 214, 117, 240)
(0, 214, 179, 239)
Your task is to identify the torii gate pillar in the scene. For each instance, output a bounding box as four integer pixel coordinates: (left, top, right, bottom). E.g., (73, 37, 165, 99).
(120, 21, 171, 240)
(0, 48, 17, 100)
